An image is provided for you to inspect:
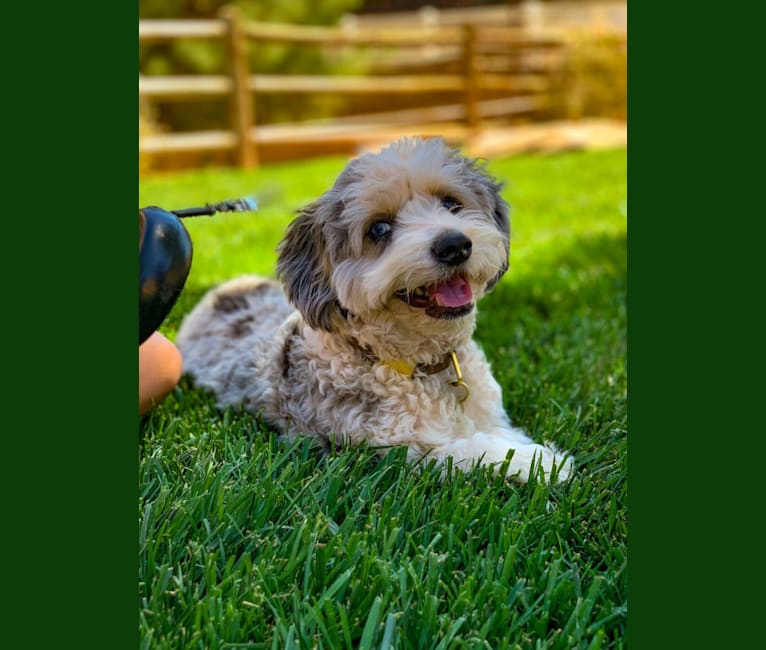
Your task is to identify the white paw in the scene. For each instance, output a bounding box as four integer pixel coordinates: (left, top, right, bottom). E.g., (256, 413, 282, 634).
(506, 443, 574, 484)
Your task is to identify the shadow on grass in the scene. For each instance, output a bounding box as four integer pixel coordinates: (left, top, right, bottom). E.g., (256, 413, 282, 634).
(481, 228, 626, 326)
(476, 229, 627, 452)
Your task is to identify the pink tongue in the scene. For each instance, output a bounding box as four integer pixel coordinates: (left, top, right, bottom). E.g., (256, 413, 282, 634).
(428, 276, 473, 307)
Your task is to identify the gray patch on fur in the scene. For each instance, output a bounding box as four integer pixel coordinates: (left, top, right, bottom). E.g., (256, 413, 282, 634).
(229, 314, 255, 338)
(214, 293, 249, 314)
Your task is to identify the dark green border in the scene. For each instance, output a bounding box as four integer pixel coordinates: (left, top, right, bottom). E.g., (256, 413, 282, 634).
(2, 3, 136, 648)
(627, 2, 684, 645)
(628, 3, 761, 648)
(6, 1, 754, 647)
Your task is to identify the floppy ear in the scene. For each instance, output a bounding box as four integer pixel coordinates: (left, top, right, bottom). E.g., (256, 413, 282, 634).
(490, 179, 511, 238)
(467, 159, 511, 293)
(276, 198, 343, 331)
(277, 162, 361, 330)
(486, 242, 510, 294)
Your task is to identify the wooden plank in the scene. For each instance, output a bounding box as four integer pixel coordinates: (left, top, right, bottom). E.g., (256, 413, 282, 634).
(139, 125, 463, 154)
(244, 21, 462, 46)
(473, 50, 564, 70)
(475, 26, 565, 47)
(249, 74, 464, 94)
(139, 75, 232, 99)
(367, 48, 463, 72)
(251, 96, 545, 138)
(306, 104, 466, 127)
(243, 21, 564, 48)
(140, 131, 236, 153)
(138, 19, 226, 41)
(137, 19, 564, 48)
(138, 72, 547, 100)
(344, 4, 517, 28)
(253, 122, 469, 145)
(478, 95, 549, 117)
(480, 73, 550, 93)
(369, 50, 563, 75)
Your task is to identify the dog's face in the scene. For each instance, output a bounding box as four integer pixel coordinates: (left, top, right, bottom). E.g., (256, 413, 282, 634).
(277, 137, 510, 336)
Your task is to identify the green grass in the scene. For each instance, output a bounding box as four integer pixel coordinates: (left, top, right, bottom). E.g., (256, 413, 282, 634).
(139, 147, 627, 649)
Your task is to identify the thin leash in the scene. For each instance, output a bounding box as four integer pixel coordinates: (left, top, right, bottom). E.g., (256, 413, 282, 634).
(170, 196, 258, 218)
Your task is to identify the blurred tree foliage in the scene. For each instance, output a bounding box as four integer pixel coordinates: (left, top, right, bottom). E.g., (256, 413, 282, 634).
(548, 31, 627, 121)
(140, 0, 364, 132)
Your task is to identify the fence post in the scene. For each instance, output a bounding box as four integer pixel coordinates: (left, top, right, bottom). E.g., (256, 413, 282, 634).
(220, 5, 257, 168)
(520, 0, 544, 31)
(462, 24, 480, 135)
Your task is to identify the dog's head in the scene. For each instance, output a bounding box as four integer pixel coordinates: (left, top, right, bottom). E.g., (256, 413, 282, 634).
(277, 137, 510, 336)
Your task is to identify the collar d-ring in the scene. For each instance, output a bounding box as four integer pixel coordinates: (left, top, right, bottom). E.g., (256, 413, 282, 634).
(449, 351, 470, 403)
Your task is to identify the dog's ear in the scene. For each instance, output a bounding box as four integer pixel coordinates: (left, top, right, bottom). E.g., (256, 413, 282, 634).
(490, 181, 511, 238)
(277, 163, 361, 330)
(485, 254, 509, 294)
(276, 200, 342, 331)
(471, 162, 511, 293)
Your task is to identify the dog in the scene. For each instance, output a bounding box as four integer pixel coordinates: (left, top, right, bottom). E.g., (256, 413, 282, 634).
(176, 137, 573, 484)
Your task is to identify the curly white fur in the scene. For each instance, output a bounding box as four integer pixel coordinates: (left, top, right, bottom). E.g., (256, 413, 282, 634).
(177, 137, 573, 483)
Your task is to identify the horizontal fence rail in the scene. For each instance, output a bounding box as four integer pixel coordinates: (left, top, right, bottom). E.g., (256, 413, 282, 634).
(139, 6, 622, 169)
(139, 73, 551, 98)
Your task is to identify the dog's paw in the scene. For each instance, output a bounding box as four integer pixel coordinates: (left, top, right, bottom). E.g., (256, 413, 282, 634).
(506, 443, 574, 484)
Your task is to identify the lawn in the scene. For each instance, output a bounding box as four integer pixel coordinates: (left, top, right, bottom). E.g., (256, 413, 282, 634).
(139, 146, 627, 649)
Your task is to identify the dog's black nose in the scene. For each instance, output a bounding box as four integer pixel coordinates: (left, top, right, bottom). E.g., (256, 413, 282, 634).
(431, 231, 472, 266)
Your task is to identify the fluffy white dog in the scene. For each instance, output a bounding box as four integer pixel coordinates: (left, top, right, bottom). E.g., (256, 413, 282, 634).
(177, 137, 572, 483)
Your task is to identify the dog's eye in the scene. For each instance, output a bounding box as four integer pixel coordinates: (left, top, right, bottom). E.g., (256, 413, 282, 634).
(368, 220, 393, 241)
(441, 195, 462, 213)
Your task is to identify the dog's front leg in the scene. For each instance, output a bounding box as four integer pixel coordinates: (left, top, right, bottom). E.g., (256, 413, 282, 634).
(430, 421, 573, 484)
(433, 347, 572, 483)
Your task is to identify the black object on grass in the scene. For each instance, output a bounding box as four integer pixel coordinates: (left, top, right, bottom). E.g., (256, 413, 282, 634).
(138, 197, 257, 344)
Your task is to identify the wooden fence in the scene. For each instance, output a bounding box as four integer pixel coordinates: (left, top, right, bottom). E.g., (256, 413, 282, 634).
(139, 6, 572, 169)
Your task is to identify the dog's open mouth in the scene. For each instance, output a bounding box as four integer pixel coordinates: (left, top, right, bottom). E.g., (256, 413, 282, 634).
(394, 275, 474, 319)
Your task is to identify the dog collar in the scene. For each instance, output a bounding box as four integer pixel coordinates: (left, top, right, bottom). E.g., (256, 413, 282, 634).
(347, 336, 470, 403)
(382, 351, 470, 403)
(381, 355, 450, 377)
